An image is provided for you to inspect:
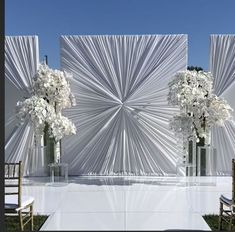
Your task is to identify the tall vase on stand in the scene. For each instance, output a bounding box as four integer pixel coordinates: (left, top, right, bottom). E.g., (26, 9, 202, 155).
(44, 133, 65, 184)
(176, 135, 197, 177)
(48, 140, 67, 185)
(186, 135, 197, 176)
(16, 63, 76, 180)
(195, 134, 206, 176)
(52, 103, 62, 164)
(188, 130, 217, 176)
(28, 137, 48, 177)
(43, 123, 61, 175)
(44, 123, 54, 174)
(196, 131, 217, 176)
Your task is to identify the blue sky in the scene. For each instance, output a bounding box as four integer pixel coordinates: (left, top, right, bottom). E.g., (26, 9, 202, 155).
(5, 0, 235, 70)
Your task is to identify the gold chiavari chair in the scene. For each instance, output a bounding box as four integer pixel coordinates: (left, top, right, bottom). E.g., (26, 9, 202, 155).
(219, 158, 235, 230)
(5, 161, 34, 231)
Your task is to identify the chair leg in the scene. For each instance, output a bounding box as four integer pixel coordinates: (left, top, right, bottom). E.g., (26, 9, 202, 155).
(19, 211, 23, 231)
(30, 204, 34, 231)
(219, 202, 223, 230)
(229, 217, 233, 231)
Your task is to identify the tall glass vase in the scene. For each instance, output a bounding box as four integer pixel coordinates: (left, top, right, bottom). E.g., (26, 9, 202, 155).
(54, 140, 61, 163)
(44, 125, 55, 165)
(44, 137, 61, 163)
(28, 144, 48, 176)
(186, 135, 197, 176)
(187, 132, 217, 176)
(43, 123, 61, 175)
(197, 145, 217, 176)
(176, 136, 197, 177)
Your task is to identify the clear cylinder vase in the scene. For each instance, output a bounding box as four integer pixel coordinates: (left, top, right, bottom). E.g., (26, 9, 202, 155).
(197, 145, 217, 176)
(28, 145, 48, 176)
(44, 125, 61, 164)
(54, 140, 61, 163)
(186, 135, 197, 176)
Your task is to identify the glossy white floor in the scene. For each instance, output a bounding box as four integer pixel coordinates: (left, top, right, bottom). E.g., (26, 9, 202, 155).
(22, 176, 231, 231)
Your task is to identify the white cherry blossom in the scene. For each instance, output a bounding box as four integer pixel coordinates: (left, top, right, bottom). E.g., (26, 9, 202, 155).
(168, 70, 233, 145)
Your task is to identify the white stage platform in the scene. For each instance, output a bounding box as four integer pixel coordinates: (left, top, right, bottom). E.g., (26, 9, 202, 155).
(22, 176, 231, 231)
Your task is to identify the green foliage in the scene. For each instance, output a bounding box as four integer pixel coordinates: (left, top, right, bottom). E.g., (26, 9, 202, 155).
(187, 66, 204, 72)
(5, 215, 48, 231)
(203, 214, 232, 231)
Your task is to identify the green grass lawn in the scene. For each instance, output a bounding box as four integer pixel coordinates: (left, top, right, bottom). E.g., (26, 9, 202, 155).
(203, 214, 234, 231)
(5, 215, 48, 231)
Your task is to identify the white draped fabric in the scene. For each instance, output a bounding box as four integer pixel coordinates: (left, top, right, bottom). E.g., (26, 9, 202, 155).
(61, 35, 187, 175)
(210, 35, 235, 175)
(5, 36, 39, 175)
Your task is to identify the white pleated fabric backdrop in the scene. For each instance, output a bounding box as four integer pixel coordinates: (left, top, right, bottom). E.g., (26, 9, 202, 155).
(5, 34, 235, 176)
(5, 36, 39, 175)
(210, 35, 235, 175)
(61, 35, 188, 175)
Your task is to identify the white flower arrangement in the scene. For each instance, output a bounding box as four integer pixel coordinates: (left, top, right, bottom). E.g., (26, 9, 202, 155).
(33, 63, 76, 111)
(16, 96, 56, 137)
(168, 70, 233, 144)
(16, 63, 77, 142)
(48, 114, 77, 141)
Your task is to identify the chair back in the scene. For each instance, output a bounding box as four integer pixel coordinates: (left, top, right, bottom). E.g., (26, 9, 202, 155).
(5, 161, 23, 208)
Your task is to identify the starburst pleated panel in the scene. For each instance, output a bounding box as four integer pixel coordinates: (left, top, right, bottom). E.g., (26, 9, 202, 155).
(61, 35, 187, 175)
(210, 35, 235, 174)
(5, 36, 39, 175)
